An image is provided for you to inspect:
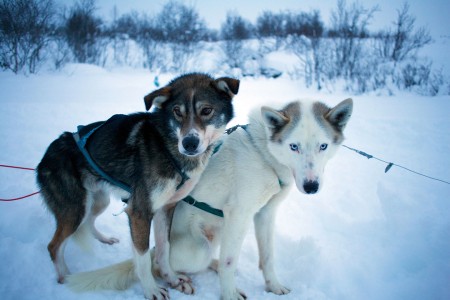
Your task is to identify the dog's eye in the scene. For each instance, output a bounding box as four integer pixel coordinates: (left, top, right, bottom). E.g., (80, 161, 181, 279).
(200, 107, 213, 116)
(290, 143, 299, 152)
(173, 107, 182, 117)
(320, 143, 328, 151)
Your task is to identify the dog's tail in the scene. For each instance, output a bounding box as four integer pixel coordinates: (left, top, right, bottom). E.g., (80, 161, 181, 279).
(66, 259, 136, 292)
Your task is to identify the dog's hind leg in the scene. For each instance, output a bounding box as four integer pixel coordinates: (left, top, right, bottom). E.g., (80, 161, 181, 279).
(43, 175, 87, 283)
(86, 190, 119, 245)
(48, 211, 84, 283)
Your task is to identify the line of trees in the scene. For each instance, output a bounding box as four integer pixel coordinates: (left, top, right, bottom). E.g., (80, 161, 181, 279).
(0, 0, 446, 95)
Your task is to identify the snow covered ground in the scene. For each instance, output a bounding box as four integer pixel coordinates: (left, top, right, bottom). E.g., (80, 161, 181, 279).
(0, 63, 449, 300)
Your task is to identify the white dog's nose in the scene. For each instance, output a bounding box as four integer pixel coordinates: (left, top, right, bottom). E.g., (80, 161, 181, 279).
(303, 180, 319, 194)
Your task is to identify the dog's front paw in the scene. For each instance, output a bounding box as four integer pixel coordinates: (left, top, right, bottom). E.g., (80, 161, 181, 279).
(221, 288, 247, 300)
(144, 287, 169, 300)
(265, 281, 291, 295)
(174, 280, 195, 295)
(166, 273, 193, 293)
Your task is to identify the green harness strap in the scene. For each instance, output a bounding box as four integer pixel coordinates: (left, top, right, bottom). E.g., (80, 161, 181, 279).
(180, 125, 249, 218)
(182, 195, 224, 218)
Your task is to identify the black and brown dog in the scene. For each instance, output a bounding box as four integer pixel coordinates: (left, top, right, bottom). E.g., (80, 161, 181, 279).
(37, 73, 239, 299)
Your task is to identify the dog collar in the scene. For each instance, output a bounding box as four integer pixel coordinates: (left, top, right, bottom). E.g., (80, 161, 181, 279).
(211, 124, 248, 155)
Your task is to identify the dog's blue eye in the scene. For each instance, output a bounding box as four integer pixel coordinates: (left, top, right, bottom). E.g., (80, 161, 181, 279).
(290, 143, 299, 152)
(320, 143, 328, 151)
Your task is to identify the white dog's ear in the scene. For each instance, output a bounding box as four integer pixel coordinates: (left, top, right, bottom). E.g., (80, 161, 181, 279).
(261, 106, 290, 129)
(326, 98, 353, 131)
(143, 87, 171, 111)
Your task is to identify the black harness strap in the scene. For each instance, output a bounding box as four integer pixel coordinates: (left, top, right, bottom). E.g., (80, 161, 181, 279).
(73, 114, 190, 204)
(73, 115, 132, 194)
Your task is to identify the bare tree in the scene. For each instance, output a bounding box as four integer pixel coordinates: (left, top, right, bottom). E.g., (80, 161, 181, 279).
(154, 1, 207, 71)
(107, 10, 142, 67)
(135, 14, 168, 71)
(287, 10, 324, 89)
(220, 11, 254, 69)
(256, 11, 285, 38)
(377, 2, 432, 63)
(0, 0, 55, 73)
(285, 11, 324, 38)
(64, 0, 105, 65)
(329, 0, 379, 79)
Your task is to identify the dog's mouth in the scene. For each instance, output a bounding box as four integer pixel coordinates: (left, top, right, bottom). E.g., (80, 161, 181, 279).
(181, 149, 203, 157)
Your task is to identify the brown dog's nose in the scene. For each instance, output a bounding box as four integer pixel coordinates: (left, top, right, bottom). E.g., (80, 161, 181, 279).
(182, 136, 199, 153)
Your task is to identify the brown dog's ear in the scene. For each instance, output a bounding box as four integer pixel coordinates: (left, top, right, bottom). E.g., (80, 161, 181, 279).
(215, 77, 240, 97)
(143, 87, 171, 111)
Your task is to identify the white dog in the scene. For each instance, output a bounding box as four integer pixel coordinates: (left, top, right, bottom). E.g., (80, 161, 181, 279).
(67, 98, 353, 299)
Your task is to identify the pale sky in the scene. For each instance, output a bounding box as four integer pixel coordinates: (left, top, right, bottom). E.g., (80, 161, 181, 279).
(60, 0, 449, 38)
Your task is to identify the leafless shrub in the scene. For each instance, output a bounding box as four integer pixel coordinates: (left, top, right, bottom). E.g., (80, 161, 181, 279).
(0, 0, 55, 73)
(377, 2, 432, 63)
(220, 11, 254, 69)
(64, 0, 105, 65)
(328, 0, 379, 79)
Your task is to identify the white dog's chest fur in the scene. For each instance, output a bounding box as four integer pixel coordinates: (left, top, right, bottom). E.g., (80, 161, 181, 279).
(184, 128, 293, 229)
(191, 129, 292, 211)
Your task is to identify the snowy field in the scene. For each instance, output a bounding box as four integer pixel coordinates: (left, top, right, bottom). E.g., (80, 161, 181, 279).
(0, 62, 449, 300)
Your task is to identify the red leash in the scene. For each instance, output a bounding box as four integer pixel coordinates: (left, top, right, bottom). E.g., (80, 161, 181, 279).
(0, 191, 40, 202)
(0, 164, 35, 171)
(0, 164, 40, 202)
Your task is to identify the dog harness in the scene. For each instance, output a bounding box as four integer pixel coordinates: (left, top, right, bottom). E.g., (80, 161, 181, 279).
(73, 121, 281, 219)
(72, 114, 190, 197)
(73, 115, 133, 193)
(182, 195, 224, 217)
